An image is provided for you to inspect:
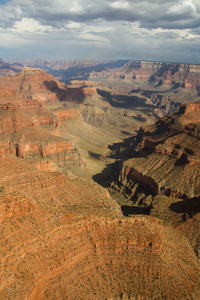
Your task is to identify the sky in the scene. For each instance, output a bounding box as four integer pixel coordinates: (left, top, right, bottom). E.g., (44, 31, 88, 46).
(0, 0, 200, 64)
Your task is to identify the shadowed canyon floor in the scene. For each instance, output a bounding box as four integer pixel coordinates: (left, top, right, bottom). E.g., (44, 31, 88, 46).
(0, 67, 199, 299)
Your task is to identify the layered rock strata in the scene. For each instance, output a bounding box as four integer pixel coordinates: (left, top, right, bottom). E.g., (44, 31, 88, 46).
(7, 59, 200, 92)
(109, 101, 200, 268)
(0, 154, 199, 300)
(0, 66, 199, 299)
(0, 69, 86, 169)
(116, 102, 200, 201)
(5, 59, 200, 117)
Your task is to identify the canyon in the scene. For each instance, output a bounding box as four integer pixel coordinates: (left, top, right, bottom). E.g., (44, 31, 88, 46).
(0, 62, 199, 299)
(6, 59, 200, 116)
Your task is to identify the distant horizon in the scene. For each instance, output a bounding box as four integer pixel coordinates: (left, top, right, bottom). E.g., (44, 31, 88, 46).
(5, 58, 200, 67)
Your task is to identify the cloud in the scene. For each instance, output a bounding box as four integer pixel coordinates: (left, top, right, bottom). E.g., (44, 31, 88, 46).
(109, 1, 130, 9)
(0, 2, 23, 28)
(1, 0, 199, 32)
(8, 0, 199, 31)
(13, 17, 53, 33)
(0, 0, 200, 63)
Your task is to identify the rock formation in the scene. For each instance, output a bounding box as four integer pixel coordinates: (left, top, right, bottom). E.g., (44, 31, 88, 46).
(6, 59, 200, 116)
(0, 66, 199, 299)
(0, 66, 158, 176)
(0, 154, 199, 299)
(0, 68, 85, 170)
(109, 101, 200, 281)
(110, 102, 200, 212)
(7, 59, 200, 93)
(116, 101, 200, 200)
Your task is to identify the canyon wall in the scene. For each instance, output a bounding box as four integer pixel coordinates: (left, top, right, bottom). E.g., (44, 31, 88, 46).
(0, 68, 86, 169)
(5, 59, 200, 116)
(108, 101, 200, 270)
(6, 59, 200, 93)
(114, 102, 200, 202)
(0, 155, 199, 299)
(0, 65, 199, 299)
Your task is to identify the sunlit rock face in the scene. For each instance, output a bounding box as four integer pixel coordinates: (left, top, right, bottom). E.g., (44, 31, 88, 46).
(0, 178, 199, 300)
(4, 59, 200, 117)
(117, 102, 200, 201)
(109, 102, 200, 299)
(0, 68, 86, 168)
(0, 66, 199, 299)
(5, 59, 200, 91)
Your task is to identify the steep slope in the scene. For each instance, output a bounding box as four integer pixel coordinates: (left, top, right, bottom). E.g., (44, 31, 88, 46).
(7, 59, 200, 93)
(0, 67, 158, 178)
(0, 66, 67, 103)
(109, 101, 200, 266)
(0, 66, 199, 299)
(117, 101, 200, 200)
(0, 68, 84, 171)
(3, 58, 198, 120)
(0, 155, 199, 299)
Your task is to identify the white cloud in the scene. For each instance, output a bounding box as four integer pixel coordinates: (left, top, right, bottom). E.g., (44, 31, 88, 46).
(168, 0, 194, 15)
(13, 17, 53, 33)
(64, 21, 83, 31)
(68, 1, 83, 13)
(109, 1, 130, 9)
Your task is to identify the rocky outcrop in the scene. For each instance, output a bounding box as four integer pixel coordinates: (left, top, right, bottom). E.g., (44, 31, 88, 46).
(0, 67, 68, 103)
(0, 153, 199, 299)
(7, 59, 200, 92)
(53, 108, 82, 123)
(113, 102, 200, 202)
(6, 60, 200, 116)
(0, 70, 85, 168)
(146, 63, 200, 89)
(0, 67, 100, 106)
(0, 65, 199, 299)
(0, 138, 81, 168)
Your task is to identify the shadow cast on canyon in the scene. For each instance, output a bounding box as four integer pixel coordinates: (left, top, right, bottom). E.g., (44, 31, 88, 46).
(97, 89, 155, 113)
(44, 80, 87, 103)
(121, 205, 151, 216)
(93, 136, 155, 218)
(47, 60, 129, 84)
(93, 160, 121, 188)
(169, 198, 200, 218)
(93, 133, 156, 189)
(92, 135, 139, 188)
(48, 70, 90, 85)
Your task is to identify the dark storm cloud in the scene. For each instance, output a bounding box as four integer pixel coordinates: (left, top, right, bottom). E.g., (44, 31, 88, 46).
(7, 0, 199, 31)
